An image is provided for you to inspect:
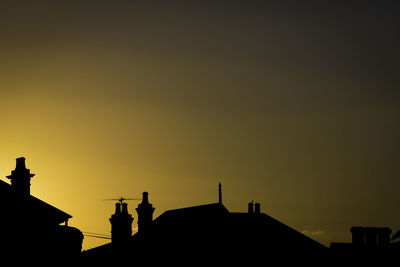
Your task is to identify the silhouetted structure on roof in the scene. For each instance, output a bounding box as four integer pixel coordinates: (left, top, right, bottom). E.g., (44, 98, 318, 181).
(110, 202, 133, 244)
(330, 226, 400, 264)
(136, 191, 155, 234)
(7, 157, 35, 197)
(83, 184, 326, 264)
(0, 157, 83, 261)
(330, 226, 398, 250)
(218, 182, 222, 204)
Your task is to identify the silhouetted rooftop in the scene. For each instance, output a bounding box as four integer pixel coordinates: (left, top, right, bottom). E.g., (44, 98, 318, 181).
(0, 179, 71, 225)
(83, 200, 326, 264)
(155, 202, 229, 219)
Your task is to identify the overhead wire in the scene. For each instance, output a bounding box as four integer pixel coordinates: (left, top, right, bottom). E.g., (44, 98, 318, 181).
(83, 231, 111, 240)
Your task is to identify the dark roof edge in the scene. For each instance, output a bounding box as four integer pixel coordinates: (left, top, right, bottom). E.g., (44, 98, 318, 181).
(156, 202, 229, 216)
(30, 194, 72, 219)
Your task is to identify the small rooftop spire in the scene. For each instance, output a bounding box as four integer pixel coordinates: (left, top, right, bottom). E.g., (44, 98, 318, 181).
(218, 182, 222, 204)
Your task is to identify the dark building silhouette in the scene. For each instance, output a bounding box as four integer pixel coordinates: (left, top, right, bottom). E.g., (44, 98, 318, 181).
(330, 226, 395, 250)
(83, 184, 326, 264)
(0, 157, 83, 261)
(330, 226, 399, 264)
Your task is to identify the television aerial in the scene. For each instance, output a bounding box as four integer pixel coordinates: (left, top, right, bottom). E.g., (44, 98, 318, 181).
(102, 197, 141, 204)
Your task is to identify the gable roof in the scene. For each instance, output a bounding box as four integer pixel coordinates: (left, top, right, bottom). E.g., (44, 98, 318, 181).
(0, 179, 71, 225)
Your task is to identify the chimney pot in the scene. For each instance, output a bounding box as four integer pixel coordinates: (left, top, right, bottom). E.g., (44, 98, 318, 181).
(377, 227, 392, 247)
(142, 192, 149, 204)
(350, 226, 365, 248)
(254, 203, 261, 214)
(248, 201, 254, 214)
(115, 203, 121, 214)
(16, 157, 27, 170)
(122, 203, 128, 214)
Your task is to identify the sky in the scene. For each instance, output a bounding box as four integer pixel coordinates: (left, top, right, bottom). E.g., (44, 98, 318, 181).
(0, 0, 399, 250)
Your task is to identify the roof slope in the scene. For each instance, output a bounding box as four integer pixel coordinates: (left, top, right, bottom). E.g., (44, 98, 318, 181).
(0, 179, 71, 225)
(83, 202, 326, 264)
(143, 202, 325, 254)
(229, 212, 325, 250)
(154, 202, 229, 221)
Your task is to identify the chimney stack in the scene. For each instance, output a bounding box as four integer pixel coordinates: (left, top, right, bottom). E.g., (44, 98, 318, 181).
(6, 157, 35, 197)
(109, 202, 133, 244)
(136, 192, 155, 234)
(351, 226, 392, 249)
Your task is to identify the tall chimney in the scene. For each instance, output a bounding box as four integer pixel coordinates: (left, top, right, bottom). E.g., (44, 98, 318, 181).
(136, 192, 155, 234)
(6, 157, 35, 197)
(109, 202, 133, 244)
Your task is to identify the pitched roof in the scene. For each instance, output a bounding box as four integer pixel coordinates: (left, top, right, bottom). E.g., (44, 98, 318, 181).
(228, 212, 325, 249)
(144, 202, 326, 252)
(0, 179, 71, 225)
(155, 202, 229, 221)
(83, 201, 326, 264)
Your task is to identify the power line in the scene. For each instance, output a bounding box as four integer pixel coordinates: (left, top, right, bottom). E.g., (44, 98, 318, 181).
(84, 234, 111, 240)
(83, 231, 110, 237)
(83, 231, 111, 240)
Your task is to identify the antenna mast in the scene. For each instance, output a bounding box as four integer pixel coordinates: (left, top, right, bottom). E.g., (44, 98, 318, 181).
(102, 197, 141, 204)
(218, 182, 222, 204)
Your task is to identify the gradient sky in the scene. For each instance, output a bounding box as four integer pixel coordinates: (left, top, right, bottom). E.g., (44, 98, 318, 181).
(1, 0, 399, 250)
